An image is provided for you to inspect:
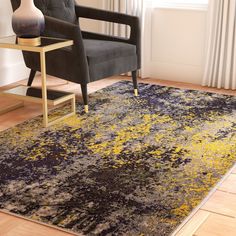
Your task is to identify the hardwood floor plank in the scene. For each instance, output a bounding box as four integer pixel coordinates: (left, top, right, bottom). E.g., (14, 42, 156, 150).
(0, 214, 22, 235)
(232, 167, 236, 175)
(194, 213, 236, 236)
(0, 212, 77, 236)
(201, 190, 236, 217)
(4, 223, 75, 236)
(218, 174, 236, 194)
(174, 210, 210, 236)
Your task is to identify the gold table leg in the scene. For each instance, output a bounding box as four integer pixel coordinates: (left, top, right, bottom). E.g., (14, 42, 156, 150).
(40, 51, 49, 127)
(45, 95, 76, 127)
(40, 51, 76, 128)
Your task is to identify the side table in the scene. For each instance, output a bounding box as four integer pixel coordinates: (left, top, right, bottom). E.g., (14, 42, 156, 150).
(0, 36, 76, 128)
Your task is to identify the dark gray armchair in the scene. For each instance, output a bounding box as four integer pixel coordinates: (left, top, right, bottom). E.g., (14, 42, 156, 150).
(10, 0, 141, 113)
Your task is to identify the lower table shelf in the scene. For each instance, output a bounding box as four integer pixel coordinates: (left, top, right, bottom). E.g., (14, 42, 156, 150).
(0, 86, 75, 106)
(0, 85, 76, 127)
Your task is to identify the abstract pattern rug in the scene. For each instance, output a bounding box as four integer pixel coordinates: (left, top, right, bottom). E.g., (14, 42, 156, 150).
(0, 81, 236, 236)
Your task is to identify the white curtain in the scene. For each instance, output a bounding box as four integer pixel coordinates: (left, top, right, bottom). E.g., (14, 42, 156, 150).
(102, 0, 143, 38)
(203, 0, 236, 90)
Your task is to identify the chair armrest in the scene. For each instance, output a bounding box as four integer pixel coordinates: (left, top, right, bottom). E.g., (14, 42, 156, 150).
(43, 16, 90, 83)
(75, 5, 140, 42)
(82, 31, 129, 44)
(44, 16, 80, 39)
(75, 5, 138, 25)
(75, 5, 141, 67)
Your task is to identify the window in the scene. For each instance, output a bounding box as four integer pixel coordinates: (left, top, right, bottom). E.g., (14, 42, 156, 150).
(152, 0, 208, 10)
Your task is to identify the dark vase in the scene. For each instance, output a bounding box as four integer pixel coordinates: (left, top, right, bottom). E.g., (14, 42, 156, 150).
(12, 0, 45, 38)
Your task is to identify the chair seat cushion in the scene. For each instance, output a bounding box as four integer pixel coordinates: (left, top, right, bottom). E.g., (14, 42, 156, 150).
(83, 39, 137, 65)
(83, 39, 137, 82)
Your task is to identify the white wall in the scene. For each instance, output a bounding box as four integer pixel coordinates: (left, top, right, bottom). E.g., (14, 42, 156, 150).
(143, 7, 207, 84)
(0, 0, 29, 86)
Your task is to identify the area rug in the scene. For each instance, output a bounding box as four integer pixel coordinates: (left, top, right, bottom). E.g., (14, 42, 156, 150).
(0, 81, 236, 236)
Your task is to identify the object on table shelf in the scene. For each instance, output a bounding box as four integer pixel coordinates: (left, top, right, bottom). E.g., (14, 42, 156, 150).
(12, 0, 45, 46)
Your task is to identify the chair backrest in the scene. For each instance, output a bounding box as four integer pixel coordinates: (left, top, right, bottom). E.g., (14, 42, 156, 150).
(10, 0, 78, 24)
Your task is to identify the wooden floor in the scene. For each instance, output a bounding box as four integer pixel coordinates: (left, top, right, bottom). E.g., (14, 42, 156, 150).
(0, 75, 236, 236)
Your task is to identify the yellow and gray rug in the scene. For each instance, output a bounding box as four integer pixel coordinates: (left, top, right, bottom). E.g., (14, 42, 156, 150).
(0, 81, 236, 236)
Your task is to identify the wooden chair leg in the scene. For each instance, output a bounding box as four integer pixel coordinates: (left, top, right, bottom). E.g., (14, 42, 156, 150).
(27, 69, 37, 86)
(81, 84, 89, 113)
(132, 70, 138, 96)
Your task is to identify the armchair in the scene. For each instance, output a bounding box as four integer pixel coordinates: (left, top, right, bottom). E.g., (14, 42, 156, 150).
(10, 0, 141, 113)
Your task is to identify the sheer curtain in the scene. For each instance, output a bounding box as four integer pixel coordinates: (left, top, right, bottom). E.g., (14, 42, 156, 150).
(203, 0, 236, 90)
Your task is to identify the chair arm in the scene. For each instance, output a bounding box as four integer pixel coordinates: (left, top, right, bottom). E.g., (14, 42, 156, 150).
(75, 5, 139, 25)
(75, 5, 140, 42)
(75, 5, 141, 67)
(81, 31, 130, 44)
(44, 16, 80, 40)
(43, 16, 90, 83)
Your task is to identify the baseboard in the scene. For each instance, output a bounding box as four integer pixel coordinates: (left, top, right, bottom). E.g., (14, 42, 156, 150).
(149, 61, 204, 85)
(0, 62, 30, 87)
